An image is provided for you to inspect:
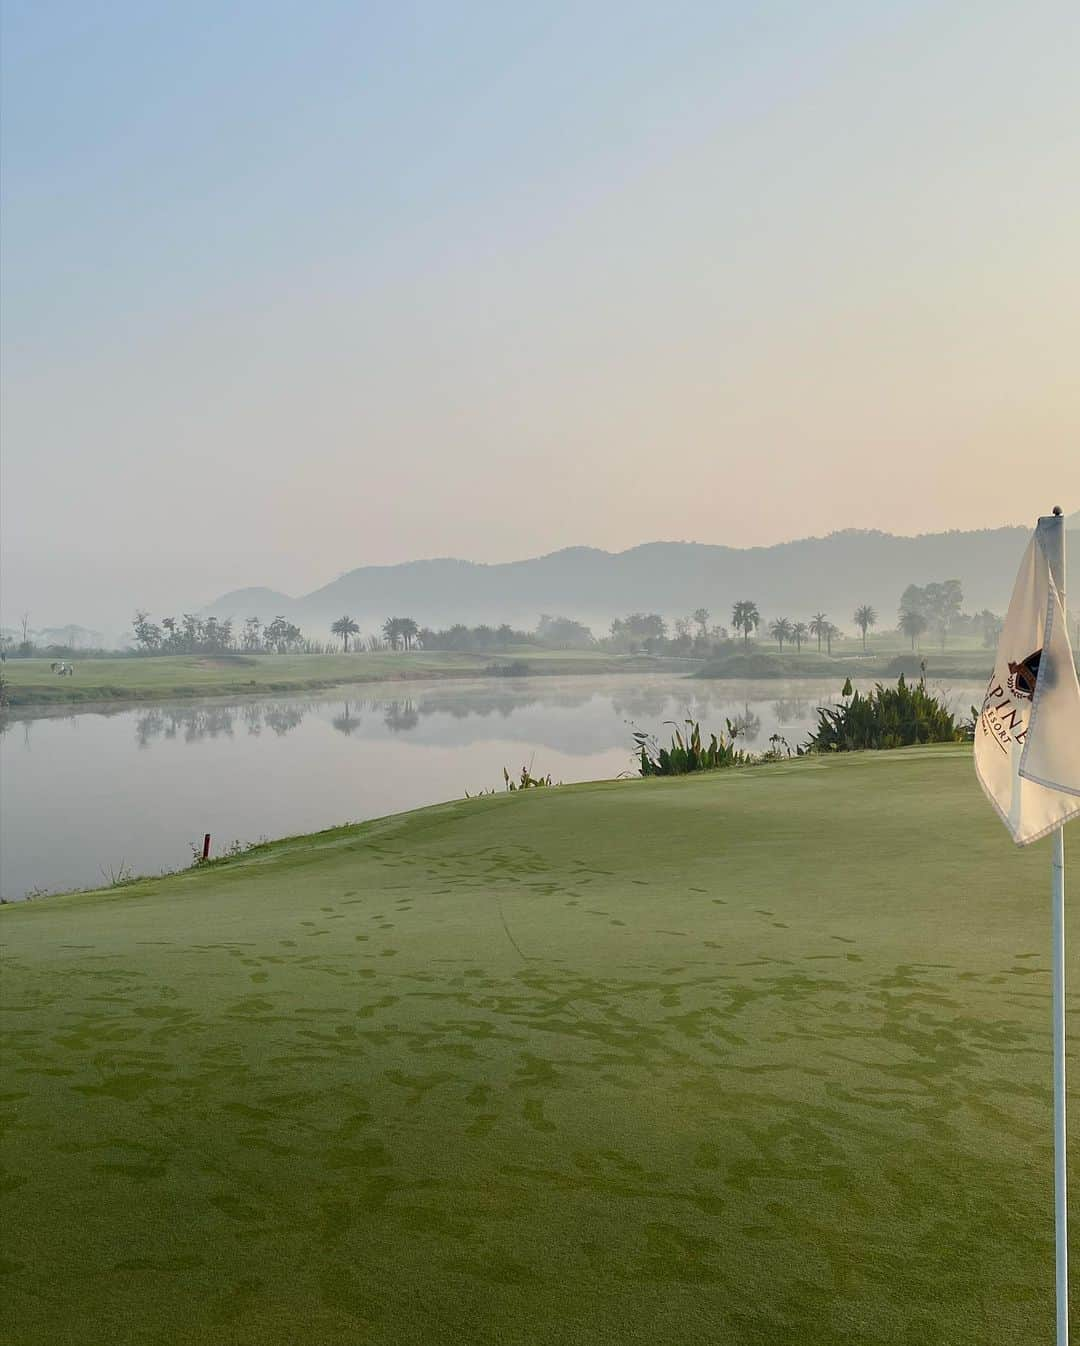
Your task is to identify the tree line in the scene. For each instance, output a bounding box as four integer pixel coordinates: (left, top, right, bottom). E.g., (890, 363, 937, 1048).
(111, 583, 1006, 660)
(132, 612, 306, 654)
(333, 615, 594, 653)
(607, 605, 851, 655)
(897, 581, 1001, 650)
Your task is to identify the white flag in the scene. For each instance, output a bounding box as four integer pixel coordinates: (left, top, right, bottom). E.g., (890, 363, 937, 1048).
(975, 519, 1080, 844)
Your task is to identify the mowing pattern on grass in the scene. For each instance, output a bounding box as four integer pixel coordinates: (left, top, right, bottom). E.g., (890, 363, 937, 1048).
(1, 748, 1076, 1345)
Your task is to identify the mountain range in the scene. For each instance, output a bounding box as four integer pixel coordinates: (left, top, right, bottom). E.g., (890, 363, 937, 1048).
(202, 515, 1079, 637)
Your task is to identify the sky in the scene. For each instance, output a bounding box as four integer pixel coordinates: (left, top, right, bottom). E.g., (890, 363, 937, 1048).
(2, 0, 1078, 633)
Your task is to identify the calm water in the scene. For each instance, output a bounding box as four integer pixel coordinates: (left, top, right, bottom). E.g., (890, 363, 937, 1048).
(0, 675, 983, 900)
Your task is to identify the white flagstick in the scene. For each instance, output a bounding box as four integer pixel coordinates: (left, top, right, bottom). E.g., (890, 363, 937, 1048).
(1045, 505, 1069, 1346)
(1054, 819, 1067, 1346)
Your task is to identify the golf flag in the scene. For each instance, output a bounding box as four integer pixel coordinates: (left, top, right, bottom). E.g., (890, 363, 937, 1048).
(975, 517, 1080, 844)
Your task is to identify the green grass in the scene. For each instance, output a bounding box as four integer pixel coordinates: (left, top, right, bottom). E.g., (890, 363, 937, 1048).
(2, 747, 1076, 1344)
(1, 649, 663, 707)
(695, 648, 995, 680)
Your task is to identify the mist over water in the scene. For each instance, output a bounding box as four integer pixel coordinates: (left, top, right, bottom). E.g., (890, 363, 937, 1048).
(0, 675, 984, 901)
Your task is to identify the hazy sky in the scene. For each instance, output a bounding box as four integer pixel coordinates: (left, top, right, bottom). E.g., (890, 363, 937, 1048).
(2, 1, 1078, 631)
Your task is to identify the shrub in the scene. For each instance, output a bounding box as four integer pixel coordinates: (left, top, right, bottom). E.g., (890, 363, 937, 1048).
(804, 675, 961, 752)
(503, 766, 553, 790)
(693, 651, 849, 679)
(882, 654, 928, 678)
(634, 720, 752, 776)
(485, 661, 532, 677)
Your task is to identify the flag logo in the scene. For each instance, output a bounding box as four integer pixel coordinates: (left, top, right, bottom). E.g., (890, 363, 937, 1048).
(974, 516, 1080, 845)
(1007, 649, 1043, 701)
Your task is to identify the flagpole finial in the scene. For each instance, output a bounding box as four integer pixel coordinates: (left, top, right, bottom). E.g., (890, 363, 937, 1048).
(1052, 505, 1063, 516)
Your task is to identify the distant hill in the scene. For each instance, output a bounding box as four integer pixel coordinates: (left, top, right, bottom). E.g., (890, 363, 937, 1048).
(201, 523, 1080, 636)
(205, 586, 296, 616)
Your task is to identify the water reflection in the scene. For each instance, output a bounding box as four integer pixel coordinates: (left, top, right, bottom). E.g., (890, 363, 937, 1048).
(728, 705, 762, 744)
(5, 677, 983, 754)
(134, 701, 310, 745)
(136, 706, 234, 745)
(383, 700, 419, 734)
(772, 697, 810, 724)
(331, 701, 359, 736)
(120, 685, 742, 746)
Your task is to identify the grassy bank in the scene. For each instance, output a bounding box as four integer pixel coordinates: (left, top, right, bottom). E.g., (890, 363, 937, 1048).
(1, 650, 672, 708)
(694, 648, 994, 680)
(2, 746, 1075, 1344)
(2, 648, 1003, 708)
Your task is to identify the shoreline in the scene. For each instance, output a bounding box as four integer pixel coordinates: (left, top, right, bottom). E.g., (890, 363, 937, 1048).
(0, 653, 696, 712)
(1, 650, 997, 713)
(2, 741, 980, 903)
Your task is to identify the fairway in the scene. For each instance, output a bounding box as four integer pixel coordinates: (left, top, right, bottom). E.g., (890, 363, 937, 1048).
(2, 747, 1076, 1345)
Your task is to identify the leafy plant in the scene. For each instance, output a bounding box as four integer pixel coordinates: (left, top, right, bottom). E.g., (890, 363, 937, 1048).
(634, 719, 752, 776)
(188, 836, 268, 867)
(99, 859, 135, 886)
(503, 765, 554, 791)
(464, 766, 549, 798)
(762, 733, 795, 760)
(804, 675, 962, 752)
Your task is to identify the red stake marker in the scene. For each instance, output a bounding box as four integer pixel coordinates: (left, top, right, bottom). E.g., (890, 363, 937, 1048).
(202, 833, 211, 860)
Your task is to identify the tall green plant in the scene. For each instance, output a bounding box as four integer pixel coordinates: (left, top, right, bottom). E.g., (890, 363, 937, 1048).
(804, 675, 961, 752)
(503, 765, 553, 790)
(634, 719, 752, 776)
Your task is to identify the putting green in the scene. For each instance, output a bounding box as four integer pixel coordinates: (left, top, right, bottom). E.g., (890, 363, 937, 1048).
(2, 746, 1076, 1344)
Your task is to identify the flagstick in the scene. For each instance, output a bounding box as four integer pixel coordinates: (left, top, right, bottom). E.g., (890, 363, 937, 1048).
(1054, 821, 1068, 1346)
(1046, 505, 1069, 1346)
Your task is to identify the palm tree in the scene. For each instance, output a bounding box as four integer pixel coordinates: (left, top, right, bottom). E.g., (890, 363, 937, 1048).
(383, 616, 419, 651)
(825, 622, 840, 655)
(692, 607, 710, 638)
(898, 610, 928, 650)
(731, 600, 760, 647)
(808, 612, 829, 652)
(768, 617, 793, 652)
(331, 615, 360, 653)
(853, 604, 878, 653)
(791, 621, 808, 652)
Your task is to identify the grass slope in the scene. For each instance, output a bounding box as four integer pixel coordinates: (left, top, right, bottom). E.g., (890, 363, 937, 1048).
(694, 649, 995, 680)
(2, 747, 1076, 1345)
(1, 650, 660, 707)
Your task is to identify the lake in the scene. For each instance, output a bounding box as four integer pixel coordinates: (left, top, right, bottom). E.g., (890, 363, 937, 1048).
(0, 674, 984, 900)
